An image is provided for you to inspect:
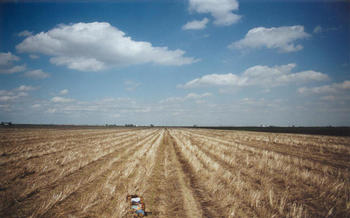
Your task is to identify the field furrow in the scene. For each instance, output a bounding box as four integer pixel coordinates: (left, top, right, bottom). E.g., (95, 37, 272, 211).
(0, 129, 160, 217)
(1, 127, 349, 217)
(43, 130, 163, 217)
(170, 130, 244, 217)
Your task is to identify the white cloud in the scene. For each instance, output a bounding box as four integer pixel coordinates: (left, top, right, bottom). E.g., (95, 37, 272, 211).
(50, 56, 106, 72)
(24, 69, 50, 79)
(186, 92, 212, 99)
(0, 65, 26, 74)
(230, 25, 310, 52)
(60, 89, 69, 95)
(32, 104, 41, 108)
(16, 22, 198, 71)
(0, 52, 26, 74)
(0, 85, 35, 102)
(0, 90, 13, 96)
(183, 18, 209, 30)
(189, 0, 241, 26)
(298, 80, 350, 95)
(16, 85, 36, 91)
(180, 63, 328, 89)
(0, 95, 18, 102)
(41, 97, 152, 118)
(124, 81, 141, 91)
(17, 92, 28, 97)
(18, 30, 33, 37)
(0, 104, 10, 112)
(160, 92, 212, 103)
(0, 52, 19, 65)
(181, 73, 240, 88)
(51, 96, 75, 103)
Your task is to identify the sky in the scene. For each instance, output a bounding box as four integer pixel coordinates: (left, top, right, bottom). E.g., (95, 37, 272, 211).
(0, 0, 349, 126)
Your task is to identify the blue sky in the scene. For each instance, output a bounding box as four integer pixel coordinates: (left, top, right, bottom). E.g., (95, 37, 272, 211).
(0, 0, 349, 126)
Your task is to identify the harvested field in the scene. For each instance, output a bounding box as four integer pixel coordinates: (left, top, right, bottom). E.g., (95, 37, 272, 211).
(0, 127, 349, 217)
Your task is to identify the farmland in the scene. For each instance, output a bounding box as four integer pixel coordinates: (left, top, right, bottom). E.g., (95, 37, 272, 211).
(0, 127, 349, 217)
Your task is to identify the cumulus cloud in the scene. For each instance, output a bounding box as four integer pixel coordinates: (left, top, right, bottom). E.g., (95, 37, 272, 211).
(180, 63, 328, 89)
(51, 96, 75, 103)
(0, 52, 19, 65)
(60, 89, 69, 95)
(0, 65, 26, 74)
(230, 25, 310, 52)
(298, 80, 350, 95)
(18, 30, 33, 37)
(0, 85, 36, 102)
(16, 22, 198, 71)
(0, 52, 26, 74)
(189, 0, 241, 26)
(182, 18, 209, 30)
(24, 69, 50, 79)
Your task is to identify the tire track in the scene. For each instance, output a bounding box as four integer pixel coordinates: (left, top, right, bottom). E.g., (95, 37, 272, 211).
(171, 130, 257, 217)
(142, 130, 191, 217)
(141, 130, 169, 217)
(169, 130, 225, 218)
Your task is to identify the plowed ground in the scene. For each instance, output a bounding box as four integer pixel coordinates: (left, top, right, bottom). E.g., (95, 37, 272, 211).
(0, 127, 349, 217)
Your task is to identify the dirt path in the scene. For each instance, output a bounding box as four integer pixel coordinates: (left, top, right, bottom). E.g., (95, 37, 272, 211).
(169, 130, 225, 218)
(170, 129, 256, 217)
(136, 129, 203, 218)
(167, 132, 205, 218)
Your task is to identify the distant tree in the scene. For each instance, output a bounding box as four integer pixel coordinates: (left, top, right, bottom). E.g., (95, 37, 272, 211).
(125, 124, 135, 127)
